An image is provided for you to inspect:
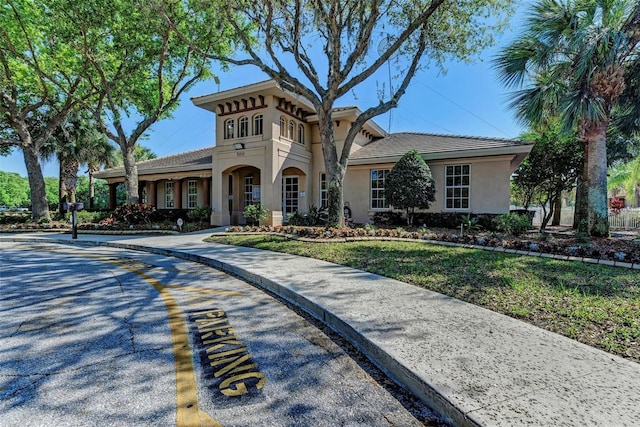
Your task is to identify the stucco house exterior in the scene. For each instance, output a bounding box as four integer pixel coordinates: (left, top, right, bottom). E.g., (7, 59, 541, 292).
(95, 80, 534, 226)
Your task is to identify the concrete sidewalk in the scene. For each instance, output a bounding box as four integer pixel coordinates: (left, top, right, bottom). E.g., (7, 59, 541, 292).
(3, 230, 639, 426)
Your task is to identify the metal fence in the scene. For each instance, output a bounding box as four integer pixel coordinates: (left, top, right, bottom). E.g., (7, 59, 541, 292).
(530, 207, 640, 230)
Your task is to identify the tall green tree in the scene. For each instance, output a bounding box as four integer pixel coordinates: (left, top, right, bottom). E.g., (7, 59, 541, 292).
(40, 109, 114, 214)
(513, 124, 582, 231)
(494, 0, 640, 237)
(0, 171, 30, 207)
(385, 150, 435, 226)
(159, 0, 513, 226)
(59, 0, 234, 204)
(0, 0, 94, 220)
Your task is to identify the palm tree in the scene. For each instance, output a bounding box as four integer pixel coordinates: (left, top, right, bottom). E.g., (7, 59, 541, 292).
(41, 110, 115, 214)
(494, 0, 640, 237)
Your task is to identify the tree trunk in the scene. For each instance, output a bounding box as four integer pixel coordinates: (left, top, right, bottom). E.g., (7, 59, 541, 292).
(551, 196, 562, 226)
(573, 152, 588, 232)
(318, 116, 345, 227)
(22, 144, 51, 221)
(584, 124, 610, 237)
(61, 158, 79, 203)
(121, 142, 139, 204)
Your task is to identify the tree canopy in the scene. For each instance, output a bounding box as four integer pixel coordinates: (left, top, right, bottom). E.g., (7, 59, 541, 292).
(1, 0, 95, 220)
(159, 0, 514, 225)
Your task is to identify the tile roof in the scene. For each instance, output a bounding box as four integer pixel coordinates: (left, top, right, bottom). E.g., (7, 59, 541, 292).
(94, 146, 212, 178)
(350, 132, 533, 162)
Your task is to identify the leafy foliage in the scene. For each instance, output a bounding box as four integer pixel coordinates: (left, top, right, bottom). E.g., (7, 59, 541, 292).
(493, 213, 531, 237)
(514, 123, 582, 230)
(385, 150, 435, 226)
(163, 0, 514, 226)
(494, 0, 640, 236)
(187, 205, 212, 222)
(242, 204, 268, 224)
(286, 205, 328, 226)
(113, 203, 155, 225)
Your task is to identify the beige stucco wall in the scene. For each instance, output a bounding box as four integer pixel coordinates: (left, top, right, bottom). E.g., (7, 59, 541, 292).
(344, 155, 515, 224)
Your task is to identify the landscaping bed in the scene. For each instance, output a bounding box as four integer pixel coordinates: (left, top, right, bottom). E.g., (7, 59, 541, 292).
(225, 225, 640, 265)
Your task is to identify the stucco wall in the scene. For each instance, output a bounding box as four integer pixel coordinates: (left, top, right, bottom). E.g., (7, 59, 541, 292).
(344, 155, 514, 224)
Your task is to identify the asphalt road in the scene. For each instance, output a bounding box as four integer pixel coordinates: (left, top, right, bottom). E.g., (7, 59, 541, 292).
(0, 241, 440, 426)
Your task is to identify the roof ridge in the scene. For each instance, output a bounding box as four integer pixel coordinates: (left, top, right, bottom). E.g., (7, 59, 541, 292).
(390, 131, 523, 143)
(134, 145, 214, 165)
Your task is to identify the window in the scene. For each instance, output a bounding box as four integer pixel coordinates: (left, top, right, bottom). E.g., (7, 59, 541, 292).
(244, 175, 254, 208)
(282, 176, 299, 220)
(224, 118, 234, 139)
(445, 164, 470, 210)
(165, 181, 174, 208)
(370, 169, 389, 209)
(319, 173, 328, 208)
(297, 124, 305, 144)
(239, 116, 249, 138)
(288, 120, 295, 139)
(279, 116, 286, 137)
(187, 180, 198, 209)
(253, 114, 263, 135)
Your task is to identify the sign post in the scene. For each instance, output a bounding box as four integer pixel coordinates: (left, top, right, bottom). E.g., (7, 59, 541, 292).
(64, 202, 84, 239)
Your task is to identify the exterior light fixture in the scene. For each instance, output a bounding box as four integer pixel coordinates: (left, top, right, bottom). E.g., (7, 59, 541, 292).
(233, 143, 245, 150)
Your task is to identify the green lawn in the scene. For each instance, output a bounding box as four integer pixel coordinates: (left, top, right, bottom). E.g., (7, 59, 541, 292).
(206, 234, 640, 364)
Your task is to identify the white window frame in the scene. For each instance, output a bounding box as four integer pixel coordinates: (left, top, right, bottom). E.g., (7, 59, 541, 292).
(279, 116, 286, 137)
(253, 114, 263, 135)
(444, 164, 471, 210)
(288, 120, 295, 140)
(165, 181, 175, 208)
(238, 116, 249, 138)
(224, 118, 234, 139)
(243, 175, 254, 208)
(282, 175, 299, 220)
(187, 180, 198, 209)
(319, 172, 328, 208)
(297, 124, 305, 145)
(370, 169, 389, 210)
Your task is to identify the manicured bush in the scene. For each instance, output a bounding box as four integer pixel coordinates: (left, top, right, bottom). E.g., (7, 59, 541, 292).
(113, 203, 155, 225)
(243, 204, 269, 225)
(372, 211, 405, 226)
(187, 205, 212, 223)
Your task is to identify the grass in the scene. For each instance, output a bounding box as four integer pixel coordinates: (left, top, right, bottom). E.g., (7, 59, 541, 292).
(205, 234, 640, 364)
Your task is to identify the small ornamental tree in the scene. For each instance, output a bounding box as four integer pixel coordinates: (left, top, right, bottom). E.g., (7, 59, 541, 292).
(386, 150, 436, 226)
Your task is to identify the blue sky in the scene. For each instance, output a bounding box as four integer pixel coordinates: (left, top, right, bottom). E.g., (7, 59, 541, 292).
(0, 2, 529, 178)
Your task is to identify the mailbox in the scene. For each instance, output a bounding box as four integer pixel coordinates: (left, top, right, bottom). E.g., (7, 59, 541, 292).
(64, 202, 84, 212)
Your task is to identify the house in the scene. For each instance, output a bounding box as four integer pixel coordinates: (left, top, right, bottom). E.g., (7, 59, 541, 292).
(94, 80, 534, 226)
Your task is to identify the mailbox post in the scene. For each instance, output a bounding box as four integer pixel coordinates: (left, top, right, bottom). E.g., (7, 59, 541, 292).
(64, 202, 84, 239)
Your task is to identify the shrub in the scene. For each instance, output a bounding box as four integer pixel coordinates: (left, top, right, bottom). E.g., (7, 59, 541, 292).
(372, 211, 405, 226)
(243, 204, 269, 225)
(494, 213, 531, 237)
(286, 205, 328, 226)
(113, 203, 155, 225)
(187, 205, 212, 223)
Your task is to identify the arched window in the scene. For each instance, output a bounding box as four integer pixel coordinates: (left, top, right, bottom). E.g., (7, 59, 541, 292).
(288, 120, 295, 139)
(297, 124, 304, 144)
(253, 114, 263, 135)
(279, 116, 286, 137)
(239, 116, 249, 138)
(224, 118, 234, 139)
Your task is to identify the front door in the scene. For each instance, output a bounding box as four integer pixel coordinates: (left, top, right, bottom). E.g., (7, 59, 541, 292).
(282, 176, 299, 221)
